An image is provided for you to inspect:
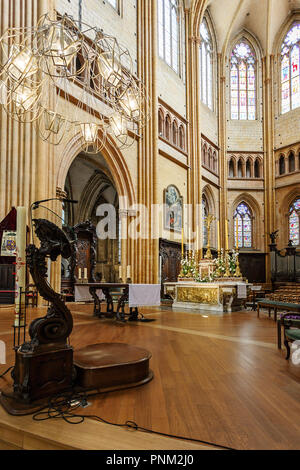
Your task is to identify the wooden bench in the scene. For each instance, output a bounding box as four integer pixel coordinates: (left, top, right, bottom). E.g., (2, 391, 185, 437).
(257, 299, 300, 322)
(277, 314, 300, 350)
(280, 313, 300, 359)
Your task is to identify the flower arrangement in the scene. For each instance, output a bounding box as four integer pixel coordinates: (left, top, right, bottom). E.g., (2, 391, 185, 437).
(180, 256, 198, 278)
(179, 250, 242, 283)
(213, 249, 239, 278)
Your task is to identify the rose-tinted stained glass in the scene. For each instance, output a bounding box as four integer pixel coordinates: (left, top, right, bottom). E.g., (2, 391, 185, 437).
(234, 203, 252, 248)
(281, 24, 300, 114)
(230, 41, 256, 121)
(292, 76, 300, 109)
(289, 198, 300, 245)
(282, 55, 290, 83)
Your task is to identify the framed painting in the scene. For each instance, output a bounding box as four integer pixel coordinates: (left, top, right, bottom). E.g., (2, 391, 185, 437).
(164, 185, 183, 233)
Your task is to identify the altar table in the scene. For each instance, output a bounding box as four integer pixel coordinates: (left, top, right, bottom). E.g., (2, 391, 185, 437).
(75, 283, 161, 322)
(164, 281, 251, 313)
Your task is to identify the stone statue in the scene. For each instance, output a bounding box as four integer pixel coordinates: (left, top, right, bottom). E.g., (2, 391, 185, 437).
(270, 230, 279, 244)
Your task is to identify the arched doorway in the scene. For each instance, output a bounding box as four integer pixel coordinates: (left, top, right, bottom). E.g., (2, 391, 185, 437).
(63, 152, 121, 288)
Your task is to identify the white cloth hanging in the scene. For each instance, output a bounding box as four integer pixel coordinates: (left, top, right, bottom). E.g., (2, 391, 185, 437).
(129, 284, 161, 307)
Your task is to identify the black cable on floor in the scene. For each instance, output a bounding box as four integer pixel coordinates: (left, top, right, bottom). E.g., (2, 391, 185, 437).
(0, 366, 14, 379)
(31, 390, 237, 451)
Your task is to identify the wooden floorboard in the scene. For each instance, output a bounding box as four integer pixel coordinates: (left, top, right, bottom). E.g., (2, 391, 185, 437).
(0, 304, 300, 450)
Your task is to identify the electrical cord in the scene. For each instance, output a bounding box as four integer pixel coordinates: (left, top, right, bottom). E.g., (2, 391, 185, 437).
(0, 370, 236, 450)
(31, 389, 237, 451)
(0, 366, 14, 379)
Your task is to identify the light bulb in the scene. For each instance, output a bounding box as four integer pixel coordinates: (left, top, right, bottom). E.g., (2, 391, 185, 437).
(13, 84, 38, 111)
(44, 24, 80, 67)
(81, 123, 98, 143)
(7, 45, 38, 81)
(110, 113, 127, 138)
(98, 52, 121, 87)
(44, 111, 64, 134)
(119, 86, 140, 119)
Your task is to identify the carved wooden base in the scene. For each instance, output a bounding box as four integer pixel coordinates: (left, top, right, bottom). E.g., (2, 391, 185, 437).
(13, 345, 74, 403)
(0, 345, 74, 416)
(0, 389, 51, 416)
(73, 343, 153, 392)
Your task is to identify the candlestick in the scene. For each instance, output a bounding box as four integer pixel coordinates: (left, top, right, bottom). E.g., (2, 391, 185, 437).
(15, 207, 27, 319)
(225, 220, 229, 251)
(181, 226, 184, 258)
(84, 268, 88, 279)
(235, 218, 239, 250)
(127, 265, 131, 279)
(78, 268, 82, 280)
(217, 220, 220, 253)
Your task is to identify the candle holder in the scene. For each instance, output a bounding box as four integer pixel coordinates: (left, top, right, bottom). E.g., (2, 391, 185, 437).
(224, 251, 231, 278)
(234, 251, 242, 278)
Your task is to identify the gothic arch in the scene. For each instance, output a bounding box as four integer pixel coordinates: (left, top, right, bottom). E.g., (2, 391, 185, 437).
(279, 188, 300, 244)
(226, 29, 263, 122)
(57, 131, 136, 211)
(77, 171, 117, 223)
(230, 193, 262, 250)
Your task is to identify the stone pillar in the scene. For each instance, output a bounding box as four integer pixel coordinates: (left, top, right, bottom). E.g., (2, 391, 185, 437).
(262, 55, 276, 283)
(218, 62, 228, 251)
(136, 0, 159, 284)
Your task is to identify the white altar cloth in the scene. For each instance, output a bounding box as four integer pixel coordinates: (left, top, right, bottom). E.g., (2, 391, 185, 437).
(75, 285, 105, 302)
(129, 284, 161, 308)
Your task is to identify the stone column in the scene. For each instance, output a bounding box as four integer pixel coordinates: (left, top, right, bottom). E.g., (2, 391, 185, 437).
(262, 55, 276, 283)
(218, 60, 228, 251)
(136, 0, 159, 284)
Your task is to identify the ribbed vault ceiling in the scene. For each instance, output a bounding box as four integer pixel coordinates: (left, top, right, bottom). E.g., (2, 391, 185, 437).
(191, 0, 300, 54)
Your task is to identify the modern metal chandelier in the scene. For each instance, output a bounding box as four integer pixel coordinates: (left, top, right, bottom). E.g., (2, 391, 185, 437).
(0, 12, 150, 151)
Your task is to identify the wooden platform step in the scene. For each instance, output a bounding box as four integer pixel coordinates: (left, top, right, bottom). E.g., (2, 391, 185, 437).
(0, 406, 212, 450)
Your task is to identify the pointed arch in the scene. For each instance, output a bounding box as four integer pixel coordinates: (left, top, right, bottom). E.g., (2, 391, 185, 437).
(57, 131, 136, 211)
(230, 193, 262, 250)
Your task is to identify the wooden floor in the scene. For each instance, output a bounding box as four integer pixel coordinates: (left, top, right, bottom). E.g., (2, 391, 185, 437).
(0, 303, 300, 450)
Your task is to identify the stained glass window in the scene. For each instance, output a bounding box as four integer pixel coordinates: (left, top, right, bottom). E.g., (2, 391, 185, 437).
(230, 41, 256, 120)
(289, 198, 300, 245)
(158, 0, 180, 75)
(199, 19, 213, 110)
(234, 203, 252, 248)
(281, 23, 300, 114)
(202, 196, 209, 247)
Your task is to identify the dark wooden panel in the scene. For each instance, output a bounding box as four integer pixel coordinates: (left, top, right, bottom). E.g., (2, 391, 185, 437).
(0, 265, 15, 304)
(160, 239, 182, 284)
(0, 208, 17, 266)
(239, 252, 266, 283)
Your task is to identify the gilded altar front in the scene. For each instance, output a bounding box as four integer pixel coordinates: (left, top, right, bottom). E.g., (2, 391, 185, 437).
(177, 286, 219, 305)
(164, 281, 250, 313)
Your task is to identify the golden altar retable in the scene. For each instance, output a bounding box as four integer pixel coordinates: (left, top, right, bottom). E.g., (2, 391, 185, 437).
(164, 281, 250, 313)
